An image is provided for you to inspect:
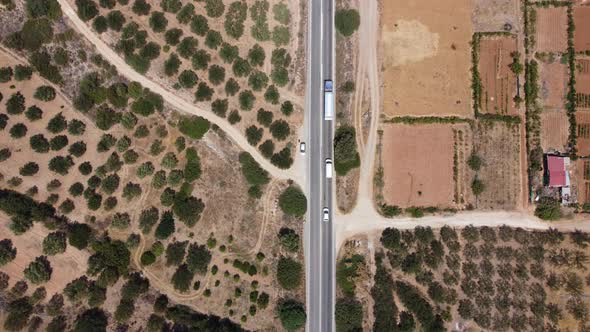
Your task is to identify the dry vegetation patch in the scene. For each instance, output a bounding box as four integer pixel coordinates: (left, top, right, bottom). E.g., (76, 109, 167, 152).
(380, 0, 473, 117)
(539, 61, 567, 109)
(541, 111, 569, 152)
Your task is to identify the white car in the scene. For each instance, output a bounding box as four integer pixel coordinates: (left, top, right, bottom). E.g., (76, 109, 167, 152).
(325, 159, 333, 178)
(322, 208, 329, 222)
(299, 142, 306, 155)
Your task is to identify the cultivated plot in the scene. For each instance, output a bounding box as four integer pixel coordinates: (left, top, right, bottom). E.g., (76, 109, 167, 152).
(576, 111, 590, 156)
(535, 7, 568, 53)
(540, 111, 569, 153)
(539, 61, 567, 109)
(577, 58, 590, 110)
(380, 0, 473, 117)
(478, 36, 519, 115)
(574, 6, 590, 52)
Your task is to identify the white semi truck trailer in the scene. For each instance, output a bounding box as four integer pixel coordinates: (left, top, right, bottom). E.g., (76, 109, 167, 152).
(324, 80, 334, 120)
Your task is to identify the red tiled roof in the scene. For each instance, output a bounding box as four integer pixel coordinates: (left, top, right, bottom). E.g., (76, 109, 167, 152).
(547, 156, 566, 187)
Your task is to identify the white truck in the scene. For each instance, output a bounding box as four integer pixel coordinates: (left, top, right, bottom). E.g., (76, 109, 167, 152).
(325, 159, 333, 178)
(324, 80, 334, 120)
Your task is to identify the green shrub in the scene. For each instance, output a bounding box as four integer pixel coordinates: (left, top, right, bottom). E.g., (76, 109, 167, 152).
(245, 125, 263, 146)
(49, 135, 68, 151)
(471, 178, 485, 196)
(238, 152, 269, 185)
(92, 15, 108, 33)
(106, 10, 125, 31)
(19, 162, 39, 176)
(166, 241, 187, 266)
(258, 139, 275, 159)
(248, 70, 269, 91)
(171, 264, 193, 292)
(232, 57, 251, 77)
(281, 101, 294, 116)
(278, 227, 299, 252)
(161, 0, 181, 12)
(132, 0, 150, 15)
(178, 70, 198, 88)
(34, 85, 56, 101)
(277, 299, 306, 332)
(164, 53, 181, 76)
(239, 90, 256, 110)
(208, 64, 225, 85)
(0, 67, 13, 82)
(47, 113, 67, 133)
(179, 115, 210, 139)
(14, 65, 33, 81)
(228, 109, 241, 124)
(205, 30, 223, 49)
(0, 239, 17, 266)
(272, 26, 290, 46)
(186, 243, 211, 274)
(178, 37, 198, 58)
(333, 125, 360, 175)
(270, 120, 290, 140)
(271, 147, 293, 169)
(190, 14, 209, 36)
(29, 134, 49, 153)
(75, 0, 98, 21)
(21, 18, 53, 52)
(535, 197, 562, 220)
(335, 297, 363, 332)
(24, 255, 52, 284)
(6, 92, 25, 114)
(224, 1, 247, 38)
(9, 123, 27, 138)
(155, 211, 175, 240)
(150, 11, 168, 32)
(164, 28, 183, 45)
(335, 9, 360, 36)
(205, 0, 224, 17)
(279, 186, 307, 216)
(26, 0, 62, 20)
(141, 251, 156, 265)
(176, 3, 194, 24)
(194, 82, 214, 101)
(225, 78, 240, 96)
(68, 119, 86, 135)
(264, 85, 280, 104)
(184, 148, 202, 182)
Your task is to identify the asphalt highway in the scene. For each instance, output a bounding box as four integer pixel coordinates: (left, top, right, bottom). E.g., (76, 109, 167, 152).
(305, 0, 334, 329)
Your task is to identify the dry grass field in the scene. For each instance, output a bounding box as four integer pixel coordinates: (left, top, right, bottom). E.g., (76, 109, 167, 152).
(473, 121, 522, 209)
(540, 62, 567, 109)
(573, 6, 590, 52)
(380, 0, 473, 117)
(535, 7, 568, 53)
(472, 0, 520, 32)
(478, 36, 519, 115)
(540, 111, 569, 152)
(381, 123, 471, 208)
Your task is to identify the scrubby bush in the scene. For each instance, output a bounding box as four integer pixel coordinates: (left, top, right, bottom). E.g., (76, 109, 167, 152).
(186, 243, 212, 274)
(9, 123, 27, 138)
(34, 85, 56, 101)
(49, 135, 68, 151)
(19, 162, 39, 176)
(178, 37, 198, 58)
(333, 125, 360, 175)
(14, 65, 33, 81)
(107, 10, 125, 31)
(93, 15, 108, 33)
(76, 0, 98, 21)
(179, 115, 210, 139)
(335, 297, 363, 332)
(0, 67, 12, 82)
(233, 57, 251, 77)
(68, 119, 86, 135)
(132, 0, 150, 15)
(48, 156, 74, 175)
(245, 125, 263, 146)
(238, 152, 269, 185)
(155, 211, 175, 240)
(279, 186, 307, 217)
(176, 3, 194, 24)
(6, 92, 25, 114)
(277, 299, 306, 332)
(535, 197, 562, 220)
(278, 228, 299, 252)
(205, 30, 223, 49)
(270, 120, 290, 140)
(47, 113, 67, 133)
(24, 255, 52, 284)
(194, 82, 214, 101)
(335, 9, 360, 36)
(21, 18, 54, 51)
(205, 0, 224, 17)
(239, 90, 256, 110)
(0, 239, 17, 266)
(150, 11, 168, 31)
(264, 85, 280, 104)
(166, 241, 187, 266)
(272, 26, 290, 46)
(259, 139, 275, 159)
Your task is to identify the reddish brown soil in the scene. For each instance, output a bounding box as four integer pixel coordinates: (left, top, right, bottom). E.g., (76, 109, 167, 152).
(541, 111, 569, 152)
(536, 7, 568, 52)
(574, 6, 590, 52)
(478, 36, 518, 115)
(381, 124, 456, 208)
(540, 62, 567, 109)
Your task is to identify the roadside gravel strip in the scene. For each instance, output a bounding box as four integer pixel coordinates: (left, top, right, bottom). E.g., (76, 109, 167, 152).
(57, 0, 298, 181)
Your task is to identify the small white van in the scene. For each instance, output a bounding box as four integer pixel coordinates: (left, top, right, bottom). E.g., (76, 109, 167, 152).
(325, 159, 333, 178)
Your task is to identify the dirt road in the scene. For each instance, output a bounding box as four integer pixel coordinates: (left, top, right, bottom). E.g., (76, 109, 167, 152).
(352, 0, 381, 206)
(56, 0, 301, 183)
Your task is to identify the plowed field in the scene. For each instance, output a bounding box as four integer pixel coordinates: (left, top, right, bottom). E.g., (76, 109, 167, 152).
(577, 58, 590, 109)
(576, 111, 590, 155)
(540, 62, 567, 109)
(574, 6, 590, 51)
(478, 36, 518, 115)
(541, 111, 569, 152)
(536, 7, 568, 52)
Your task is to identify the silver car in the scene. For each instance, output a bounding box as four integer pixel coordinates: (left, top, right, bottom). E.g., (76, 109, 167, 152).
(322, 208, 329, 222)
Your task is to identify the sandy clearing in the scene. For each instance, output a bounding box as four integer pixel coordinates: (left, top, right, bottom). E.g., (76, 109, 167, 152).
(56, 0, 300, 183)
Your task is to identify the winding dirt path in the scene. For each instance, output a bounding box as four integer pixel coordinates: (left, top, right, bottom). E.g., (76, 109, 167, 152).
(56, 0, 299, 182)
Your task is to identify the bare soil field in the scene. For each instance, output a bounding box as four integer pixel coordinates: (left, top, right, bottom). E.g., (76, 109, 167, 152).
(478, 36, 518, 115)
(535, 7, 568, 53)
(573, 6, 590, 52)
(540, 61, 567, 109)
(577, 58, 590, 109)
(474, 120, 522, 209)
(472, 0, 520, 32)
(540, 111, 569, 152)
(380, 0, 473, 117)
(381, 123, 470, 208)
(572, 159, 588, 204)
(576, 111, 590, 155)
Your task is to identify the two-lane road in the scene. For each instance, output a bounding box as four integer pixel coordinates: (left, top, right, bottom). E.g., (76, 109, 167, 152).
(306, 0, 334, 330)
